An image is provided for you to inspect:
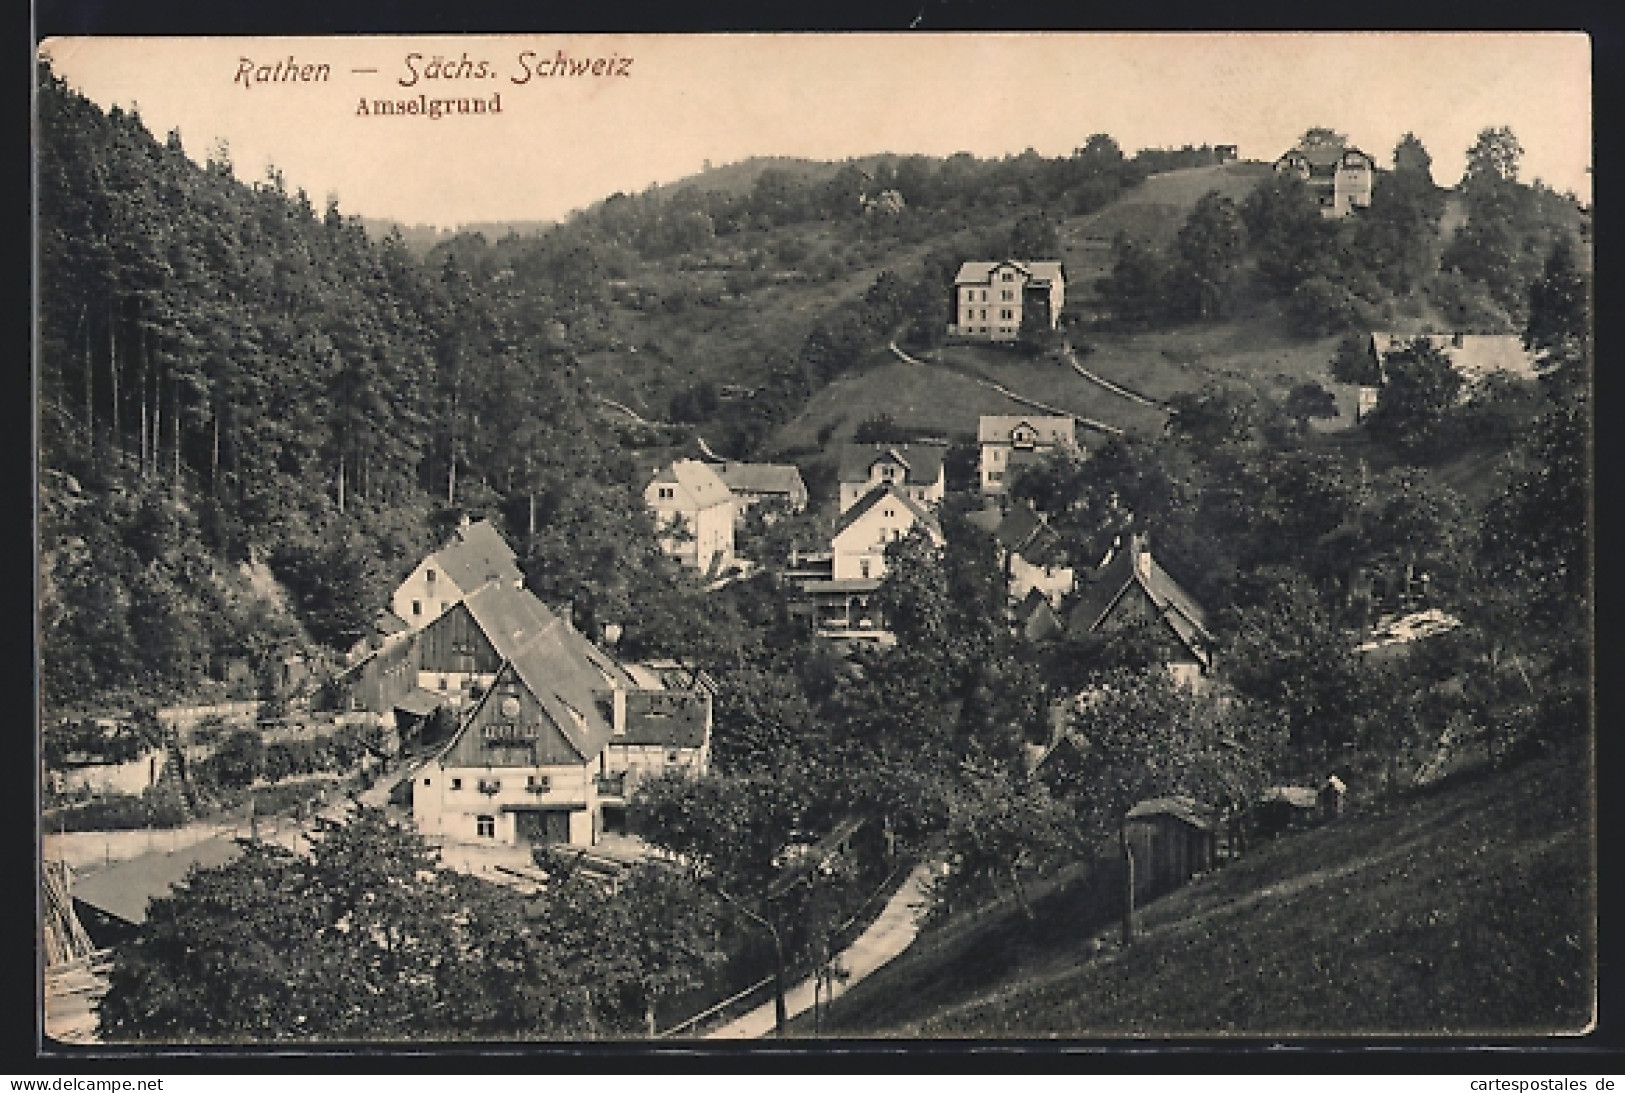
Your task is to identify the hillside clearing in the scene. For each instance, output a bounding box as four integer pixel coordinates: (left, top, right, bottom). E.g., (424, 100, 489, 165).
(816, 739, 1594, 1038)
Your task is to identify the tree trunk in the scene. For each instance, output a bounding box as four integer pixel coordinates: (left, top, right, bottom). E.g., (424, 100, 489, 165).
(109, 314, 120, 462)
(1121, 826, 1137, 946)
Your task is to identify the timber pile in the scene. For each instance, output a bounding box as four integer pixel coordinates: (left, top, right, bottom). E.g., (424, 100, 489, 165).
(42, 859, 96, 966)
(44, 950, 113, 1044)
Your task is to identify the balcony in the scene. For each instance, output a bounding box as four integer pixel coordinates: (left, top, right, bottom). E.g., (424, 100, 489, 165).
(595, 772, 628, 798)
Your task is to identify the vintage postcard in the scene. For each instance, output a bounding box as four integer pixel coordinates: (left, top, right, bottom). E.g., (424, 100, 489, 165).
(35, 32, 1594, 1049)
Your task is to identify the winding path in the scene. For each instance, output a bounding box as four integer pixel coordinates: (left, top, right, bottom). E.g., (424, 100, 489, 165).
(888, 342, 1126, 438)
(704, 860, 936, 1039)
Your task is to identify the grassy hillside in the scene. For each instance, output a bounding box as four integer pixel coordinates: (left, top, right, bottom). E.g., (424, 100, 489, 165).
(1060, 161, 1276, 305)
(816, 739, 1594, 1037)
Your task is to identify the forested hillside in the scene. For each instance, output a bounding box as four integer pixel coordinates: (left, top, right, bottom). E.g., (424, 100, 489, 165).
(35, 68, 696, 713)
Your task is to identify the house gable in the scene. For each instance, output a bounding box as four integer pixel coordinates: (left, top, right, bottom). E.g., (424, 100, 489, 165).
(443, 661, 594, 768)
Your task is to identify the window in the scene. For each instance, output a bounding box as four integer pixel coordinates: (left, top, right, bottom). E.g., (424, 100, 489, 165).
(1001, 290, 1013, 301)
(451, 777, 462, 790)
(667, 751, 681, 763)
(476, 815, 495, 839)
(423, 777, 431, 787)
(657, 486, 674, 500)
(438, 677, 448, 691)
(859, 558, 871, 578)
(883, 508, 894, 517)
(1001, 272, 1014, 282)
(426, 569, 436, 585)
(412, 600, 422, 617)
(1000, 309, 1013, 320)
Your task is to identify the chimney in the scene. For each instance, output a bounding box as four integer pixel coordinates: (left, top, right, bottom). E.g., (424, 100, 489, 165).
(458, 512, 472, 531)
(612, 688, 627, 735)
(1133, 533, 1152, 580)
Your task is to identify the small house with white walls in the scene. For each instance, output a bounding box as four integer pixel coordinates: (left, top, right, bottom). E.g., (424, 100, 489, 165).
(390, 518, 523, 632)
(978, 415, 1079, 495)
(829, 483, 946, 582)
(837, 443, 946, 514)
(949, 260, 1066, 342)
(645, 459, 736, 574)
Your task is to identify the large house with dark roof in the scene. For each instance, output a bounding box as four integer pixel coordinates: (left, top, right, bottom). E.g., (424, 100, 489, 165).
(645, 459, 736, 574)
(949, 260, 1066, 341)
(837, 443, 946, 513)
(411, 584, 710, 850)
(390, 518, 524, 632)
(1066, 532, 1214, 687)
(1274, 143, 1376, 219)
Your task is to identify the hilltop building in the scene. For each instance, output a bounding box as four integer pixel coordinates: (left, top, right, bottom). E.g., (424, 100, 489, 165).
(1274, 143, 1376, 218)
(1358, 332, 1540, 419)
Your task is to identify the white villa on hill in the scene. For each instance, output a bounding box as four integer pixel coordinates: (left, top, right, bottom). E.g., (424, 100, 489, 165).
(1274, 143, 1377, 219)
(949, 260, 1066, 342)
(977, 415, 1079, 495)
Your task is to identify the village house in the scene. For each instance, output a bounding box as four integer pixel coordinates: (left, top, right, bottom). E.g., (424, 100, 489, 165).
(1357, 332, 1541, 419)
(714, 461, 809, 519)
(645, 459, 736, 575)
(390, 517, 524, 632)
(837, 442, 946, 513)
(830, 482, 946, 583)
(1066, 532, 1214, 688)
(413, 589, 709, 851)
(1274, 143, 1377, 219)
(977, 415, 1080, 495)
(948, 260, 1066, 342)
(991, 500, 1076, 607)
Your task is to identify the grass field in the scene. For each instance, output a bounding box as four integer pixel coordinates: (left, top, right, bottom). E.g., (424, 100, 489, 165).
(817, 738, 1594, 1038)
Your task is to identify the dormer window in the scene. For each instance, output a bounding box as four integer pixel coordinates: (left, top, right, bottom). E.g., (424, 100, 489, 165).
(1001, 272, 1015, 282)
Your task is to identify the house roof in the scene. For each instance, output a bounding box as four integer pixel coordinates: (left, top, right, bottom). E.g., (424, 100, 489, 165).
(393, 687, 444, 719)
(619, 691, 711, 749)
(452, 583, 635, 762)
(965, 505, 1004, 535)
(837, 443, 947, 487)
(1278, 144, 1374, 171)
(994, 500, 1050, 553)
(71, 837, 244, 926)
(1126, 795, 1216, 831)
(1370, 332, 1539, 382)
(717, 462, 806, 497)
(954, 260, 1066, 286)
(832, 483, 945, 545)
(430, 519, 522, 592)
(651, 459, 734, 510)
(977, 415, 1077, 446)
(1066, 534, 1213, 664)
(1016, 588, 1066, 643)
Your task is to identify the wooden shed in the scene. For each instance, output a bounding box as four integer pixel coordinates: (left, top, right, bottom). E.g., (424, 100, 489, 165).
(1124, 796, 1217, 903)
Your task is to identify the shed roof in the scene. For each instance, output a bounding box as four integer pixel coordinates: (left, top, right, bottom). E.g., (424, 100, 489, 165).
(431, 519, 522, 592)
(620, 691, 711, 748)
(717, 462, 806, 497)
(837, 443, 947, 487)
(71, 837, 244, 926)
(1126, 796, 1216, 831)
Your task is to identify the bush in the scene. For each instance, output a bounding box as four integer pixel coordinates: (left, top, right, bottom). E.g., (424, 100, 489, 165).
(50, 786, 192, 831)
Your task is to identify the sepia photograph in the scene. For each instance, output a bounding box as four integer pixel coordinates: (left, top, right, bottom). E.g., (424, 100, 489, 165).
(34, 31, 1594, 1049)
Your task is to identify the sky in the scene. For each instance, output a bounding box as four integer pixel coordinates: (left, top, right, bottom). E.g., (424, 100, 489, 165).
(39, 33, 1592, 228)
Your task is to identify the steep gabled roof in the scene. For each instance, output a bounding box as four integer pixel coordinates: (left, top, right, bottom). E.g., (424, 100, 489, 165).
(717, 462, 806, 497)
(993, 500, 1047, 553)
(430, 519, 522, 592)
(651, 459, 734, 510)
(831, 483, 944, 545)
(1066, 534, 1212, 664)
(72, 837, 244, 927)
(836, 443, 947, 486)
